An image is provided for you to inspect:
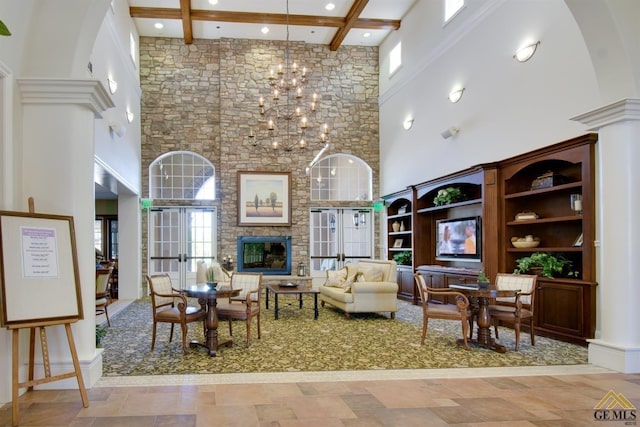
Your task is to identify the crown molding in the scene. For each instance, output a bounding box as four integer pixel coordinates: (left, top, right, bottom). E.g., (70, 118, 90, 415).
(17, 78, 115, 117)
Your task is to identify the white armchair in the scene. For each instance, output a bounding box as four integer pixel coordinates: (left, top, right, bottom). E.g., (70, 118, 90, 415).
(319, 259, 398, 318)
(196, 261, 231, 286)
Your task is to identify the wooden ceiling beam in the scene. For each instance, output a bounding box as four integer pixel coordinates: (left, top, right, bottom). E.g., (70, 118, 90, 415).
(179, 0, 193, 44)
(330, 0, 369, 51)
(129, 7, 400, 31)
(354, 18, 401, 31)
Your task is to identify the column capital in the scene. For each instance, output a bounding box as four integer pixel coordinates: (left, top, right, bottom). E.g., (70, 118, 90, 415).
(571, 98, 640, 130)
(17, 78, 115, 118)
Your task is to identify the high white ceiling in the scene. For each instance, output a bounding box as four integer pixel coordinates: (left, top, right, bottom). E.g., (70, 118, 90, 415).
(128, 0, 417, 48)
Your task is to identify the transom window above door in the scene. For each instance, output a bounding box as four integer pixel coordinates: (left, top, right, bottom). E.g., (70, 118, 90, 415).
(309, 154, 372, 201)
(149, 151, 215, 200)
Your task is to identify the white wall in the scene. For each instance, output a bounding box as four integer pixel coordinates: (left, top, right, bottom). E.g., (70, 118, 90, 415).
(378, 0, 600, 195)
(92, 0, 141, 193)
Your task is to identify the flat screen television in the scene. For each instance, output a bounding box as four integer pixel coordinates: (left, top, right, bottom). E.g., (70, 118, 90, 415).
(237, 235, 292, 275)
(435, 216, 481, 262)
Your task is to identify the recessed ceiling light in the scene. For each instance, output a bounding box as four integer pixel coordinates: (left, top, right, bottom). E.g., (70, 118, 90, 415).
(363, 32, 371, 38)
(325, 3, 335, 11)
(208, 0, 218, 5)
(154, 22, 164, 30)
(261, 26, 269, 35)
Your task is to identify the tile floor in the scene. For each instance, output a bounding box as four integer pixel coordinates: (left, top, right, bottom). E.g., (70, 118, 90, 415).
(1, 365, 639, 426)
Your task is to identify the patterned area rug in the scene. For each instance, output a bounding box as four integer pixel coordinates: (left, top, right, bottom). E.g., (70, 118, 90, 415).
(101, 296, 587, 376)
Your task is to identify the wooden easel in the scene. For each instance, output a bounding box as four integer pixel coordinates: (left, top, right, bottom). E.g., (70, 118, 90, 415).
(5, 198, 88, 426)
(10, 320, 88, 426)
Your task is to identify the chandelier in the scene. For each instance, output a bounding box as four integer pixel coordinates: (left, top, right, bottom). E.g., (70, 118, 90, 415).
(248, 0, 330, 153)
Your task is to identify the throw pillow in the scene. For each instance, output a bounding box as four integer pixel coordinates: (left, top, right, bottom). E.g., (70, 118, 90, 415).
(358, 264, 386, 282)
(345, 264, 360, 282)
(341, 264, 362, 292)
(325, 268, 347, 288)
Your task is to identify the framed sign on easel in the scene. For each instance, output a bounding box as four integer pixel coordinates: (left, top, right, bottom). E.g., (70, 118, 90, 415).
(0, 207, 88, 426)
(0, 211, 83, 326)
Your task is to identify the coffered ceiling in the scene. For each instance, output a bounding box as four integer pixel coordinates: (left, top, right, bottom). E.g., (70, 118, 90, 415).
(128, 0, 416, 50)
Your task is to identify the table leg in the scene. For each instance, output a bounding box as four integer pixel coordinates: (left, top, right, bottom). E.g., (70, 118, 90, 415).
(190, 296, 234, 356)
(274, 293, 279, 320)
(472, 296, 507, 353)
(299, 293, 303, 309)
(265, 287, 270, 310)
(313, 293, 318, 320)
(204, 298, 219, 356)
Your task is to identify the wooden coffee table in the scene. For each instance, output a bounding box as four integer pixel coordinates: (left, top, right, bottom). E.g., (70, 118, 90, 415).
(265, 283, 320, 320)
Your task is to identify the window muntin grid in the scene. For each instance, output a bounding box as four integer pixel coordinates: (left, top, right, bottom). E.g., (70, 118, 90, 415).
(310, 154, 372, 201)
(149, 151, 215, 200)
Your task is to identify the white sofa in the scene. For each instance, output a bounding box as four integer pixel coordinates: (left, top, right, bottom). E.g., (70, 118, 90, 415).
(319, 259, 398, 318)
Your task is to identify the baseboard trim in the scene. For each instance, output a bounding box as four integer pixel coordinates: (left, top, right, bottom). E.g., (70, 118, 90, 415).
(28, 348, 104, 390)
(588, 339, 640, 373)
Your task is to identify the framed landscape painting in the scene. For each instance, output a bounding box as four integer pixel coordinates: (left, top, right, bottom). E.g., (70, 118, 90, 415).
(237, 171, 292, 226)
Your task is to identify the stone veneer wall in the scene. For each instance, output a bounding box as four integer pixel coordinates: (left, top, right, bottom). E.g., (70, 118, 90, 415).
(139, 37, 380, 280)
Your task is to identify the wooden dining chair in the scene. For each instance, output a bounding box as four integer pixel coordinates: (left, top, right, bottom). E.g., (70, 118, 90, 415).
(95, 267, 114, 326)
(489, 273, 538, 351)
(414, 272, 472, 349)
(146, 274, 206, 354)
(216, 272, 262, 347)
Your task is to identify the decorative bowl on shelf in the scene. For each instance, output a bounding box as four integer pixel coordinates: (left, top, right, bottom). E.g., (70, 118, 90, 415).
(511, 236, 540, 248)
(515, 211, 539, 221)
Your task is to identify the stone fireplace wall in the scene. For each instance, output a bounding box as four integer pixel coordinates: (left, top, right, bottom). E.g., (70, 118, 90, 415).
(139, 37, 380, 280)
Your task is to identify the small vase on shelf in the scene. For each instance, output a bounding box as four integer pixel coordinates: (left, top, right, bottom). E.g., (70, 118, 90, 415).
(400, 221, 405, 231)
(392, 221, 400, 232)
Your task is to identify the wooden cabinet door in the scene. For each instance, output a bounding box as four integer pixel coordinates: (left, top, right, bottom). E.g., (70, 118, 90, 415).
(535, 278, 595, 344)
(396, 266, 416, 304)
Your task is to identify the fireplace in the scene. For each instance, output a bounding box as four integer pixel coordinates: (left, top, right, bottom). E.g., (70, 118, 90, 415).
(236, 236, 292, 275)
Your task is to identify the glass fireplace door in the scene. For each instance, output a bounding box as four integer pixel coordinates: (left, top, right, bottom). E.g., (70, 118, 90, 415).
(309, 208, 373, 275)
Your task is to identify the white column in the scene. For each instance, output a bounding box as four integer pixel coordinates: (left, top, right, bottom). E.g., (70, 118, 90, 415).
(572, 98, 640, 373)
(0, 79, 114, 403)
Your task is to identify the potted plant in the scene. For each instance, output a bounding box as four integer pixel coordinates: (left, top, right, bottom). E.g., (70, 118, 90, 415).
(392, 251, 412, 266)
(433, 187, 464, 206)
(513, 252, 575, 279)
(476, 270, 490, 289)
(206, 265, 218, 289)
(96, 325, 107, 348)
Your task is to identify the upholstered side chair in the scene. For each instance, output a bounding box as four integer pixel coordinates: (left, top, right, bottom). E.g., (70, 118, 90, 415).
(146, 273, 206, 354)
(489, 273, 538, 351)
(216, 272, 262, 347)
(95, 267, 114, 326)
(414, 272, 472, 349)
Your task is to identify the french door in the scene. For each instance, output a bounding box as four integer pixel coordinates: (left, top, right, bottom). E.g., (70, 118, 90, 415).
(148, 207, 217, 289)
(309, 208, 373, 274)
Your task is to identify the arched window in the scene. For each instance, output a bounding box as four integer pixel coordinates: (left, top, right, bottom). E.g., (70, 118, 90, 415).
(149, 151, 215, 200)
(309, 154, 372, 201)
